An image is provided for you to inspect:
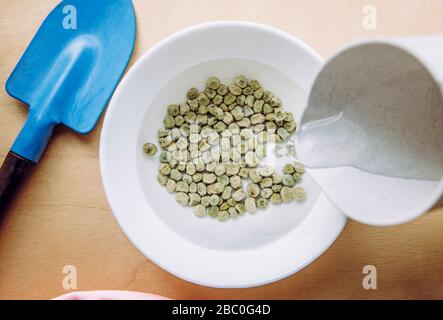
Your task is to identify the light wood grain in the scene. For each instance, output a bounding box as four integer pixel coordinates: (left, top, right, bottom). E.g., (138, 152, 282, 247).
(0, 0, 442, 300)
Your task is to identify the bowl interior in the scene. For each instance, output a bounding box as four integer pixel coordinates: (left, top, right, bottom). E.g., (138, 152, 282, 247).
(136, 58, 320, 251)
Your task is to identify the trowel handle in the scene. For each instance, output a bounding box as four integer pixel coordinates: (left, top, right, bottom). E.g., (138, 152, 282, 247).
(0, 151, 35, 227)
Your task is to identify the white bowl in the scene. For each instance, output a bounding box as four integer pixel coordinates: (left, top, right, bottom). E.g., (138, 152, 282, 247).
(100, 21, 346, 288)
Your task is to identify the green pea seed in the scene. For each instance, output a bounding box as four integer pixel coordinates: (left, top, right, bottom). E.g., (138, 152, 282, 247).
(182, 174, 192, 184)
(249, 79, 261, 90)
(188, 99, 199, 111)
(215, 164, 226, 176)
(176, 181, 189, 192)
(197, 182, 207, 196)
(235, 203, 246, 215)
(245, 95, 255, 107)
(260, 177, 273, 188)
(189, 182, 197, 193)
(254, 88, 264, 99)
(229, 175, 241, 189)
(245, 198, 257, 213)
(263, 90, 273, 102)
(231, 106, 244, 121)
(236, 95, 245, 106)
(187, 87, 199, 100)
(207, 182, 224, 194)
(158, 128, 169, 138)
(164, 177, 176, 191)
(159, 163, 171, 176)
(213, 95, 223, 105)
(224, 93, 236, 105)
(247, 183, 260, 198)
(170, 169, 183, 181)
(281, 186, 293, 202)
(222, 112, 234, 125)
(193, 173, 203, 183)
(143, 143, 158, 156)
(189, 193, 201, 205)
(176, 192, 189, 206)
(202, 173, 217, 184)
(235, 75, 248, 88)
(263, 103, 273, 114)
(209, 195, 220, 206)
(159, 135, 172, 148)
(221, 186, 232, 200)
(228, 83, 242, 96)
(270, 96, 282, 108)
(185, 163, 196, 175)
(293, 162, 305, 173)
(157, 172, 168, 186)
(261, 188, 273, 199)
(245, 151, 259, 167)
(228, 207, 238, 219)
(251, 113, 265, 124)
(256, 198, 269, 209)
(272, 173, 282, 184)
(243, 87, 254, 95)
(282, 174, 295, 187)
(227, 198, 237, 207)
(258, 165, 275, 177)
(292, 187, 306, 202)
(219, 202, 229, 211)
(270, 193, 282, 204)
(159, 151, 171, 163)
(195, 162, 205, 172)
(244, 105, 254, 117)
(248, 168, 262, 183)
(201, 196, 210, 207)
(207, 77, 221, 90)
(208, 205, 219, 218)
(277, 127, 290, 141)
(194, 204, 206, 217)
(217, 175, 230, 186)
(265, 121, 277, 131)
(284, 121, 296, 132)
(179, 102, 190, 115)
(293, 172, 302, 183)
(197, 93, 210, 107)
(238, 167, 249, 178)
(216, 210, 229, 222)
(225, 164, 240, 176)
(213, 121, 226, 133)
(167, 104, 179, 116)
(283, 163, 295, 174)
(237, 117, 251, 128)
(163, 114, 175, 129)
(253, 99, 264, 113)
(204, 88, 216, 99)
(232, 189, 246, 202)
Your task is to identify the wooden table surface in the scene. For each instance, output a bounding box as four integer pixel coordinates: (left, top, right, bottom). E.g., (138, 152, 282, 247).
(1, 0, 442, 300)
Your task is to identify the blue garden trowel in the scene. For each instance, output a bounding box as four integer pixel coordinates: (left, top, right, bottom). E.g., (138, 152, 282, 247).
(0, 0, 136, 225)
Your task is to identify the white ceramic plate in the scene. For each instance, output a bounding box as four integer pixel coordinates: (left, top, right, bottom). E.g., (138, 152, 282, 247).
(100, 21, 346, 288)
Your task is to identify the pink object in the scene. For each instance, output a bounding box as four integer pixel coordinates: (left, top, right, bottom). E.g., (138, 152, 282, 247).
(53, 290, 171, 300)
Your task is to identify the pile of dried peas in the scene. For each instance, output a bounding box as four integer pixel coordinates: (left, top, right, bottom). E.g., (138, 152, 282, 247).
(143, 76, 306, 222)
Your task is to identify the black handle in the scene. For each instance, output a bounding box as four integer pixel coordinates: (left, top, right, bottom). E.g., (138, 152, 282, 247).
(0, 151, 35, 227)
